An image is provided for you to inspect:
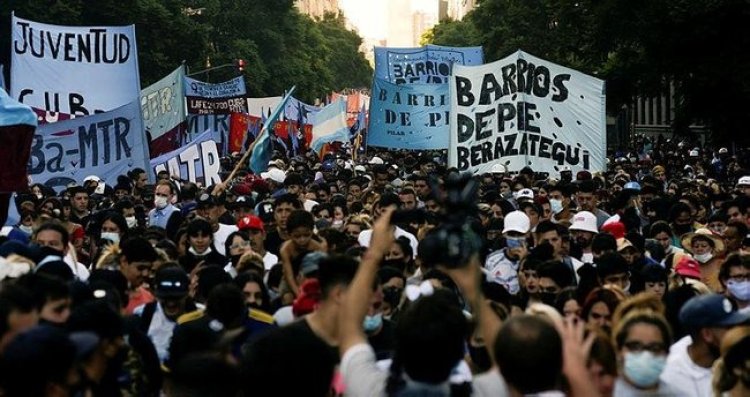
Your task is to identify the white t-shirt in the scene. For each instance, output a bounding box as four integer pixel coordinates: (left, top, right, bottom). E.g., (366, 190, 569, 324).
(133, 302, 176, 363)
(273, 306, 295, 326)
(64, 254, 90, 281)
(214, 223, 239, 257)
(303, 199, 319, 213)
(613, 377, 679, 397)
(262, 251, 279, 271)
(358, 226, 418, 256)
(659, 336, 712, 397)
(341, 343, 510, 397)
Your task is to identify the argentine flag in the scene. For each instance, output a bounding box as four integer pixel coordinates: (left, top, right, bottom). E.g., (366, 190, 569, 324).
(311, 98, 349, 152)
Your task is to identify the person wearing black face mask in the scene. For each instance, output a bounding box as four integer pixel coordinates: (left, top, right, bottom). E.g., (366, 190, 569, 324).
(224, 231, 253, 278)
(378, 267, 405, 321)
(536, 261, 575, 307)
(669, 202, 696, 242)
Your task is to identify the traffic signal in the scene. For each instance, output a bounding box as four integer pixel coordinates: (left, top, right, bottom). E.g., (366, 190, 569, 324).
(236, 59, 246, 72)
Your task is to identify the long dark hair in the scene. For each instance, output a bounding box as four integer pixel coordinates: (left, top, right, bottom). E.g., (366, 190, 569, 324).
(234, 271, 271, 314)
(386, 289, 469, 397)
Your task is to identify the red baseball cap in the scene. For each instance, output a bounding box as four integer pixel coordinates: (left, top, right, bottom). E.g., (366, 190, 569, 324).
(675, 256, 702, 279)
(237, 215, 264, 232)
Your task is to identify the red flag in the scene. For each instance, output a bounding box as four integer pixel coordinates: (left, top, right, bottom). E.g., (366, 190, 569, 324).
(273, 120, 290, 140)
(229, 112, 252, 153)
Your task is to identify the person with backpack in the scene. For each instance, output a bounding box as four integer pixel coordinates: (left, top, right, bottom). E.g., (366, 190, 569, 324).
(133, 264, 195, 363)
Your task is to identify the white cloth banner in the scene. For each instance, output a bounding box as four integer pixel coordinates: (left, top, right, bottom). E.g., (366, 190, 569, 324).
(150, 130, 221, 186)
(247, 96, 281, 118)
(449, 50, 606, 175)
(10, 14, 141, 116)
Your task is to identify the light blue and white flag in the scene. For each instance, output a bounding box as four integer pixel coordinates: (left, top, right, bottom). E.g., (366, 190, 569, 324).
(310, 98, 349, 152)
(249, 87, 295, 174)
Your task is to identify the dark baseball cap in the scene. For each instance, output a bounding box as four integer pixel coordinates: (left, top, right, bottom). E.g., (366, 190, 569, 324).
(231, 195, 255, 210)
(256, 200, 275, 224)
(196, 193, 216, 209)
(154, 267, 190, 299)
(679, 294, 750, 331)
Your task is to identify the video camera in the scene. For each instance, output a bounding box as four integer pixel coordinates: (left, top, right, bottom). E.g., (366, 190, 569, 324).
(392, 172, 482, 268)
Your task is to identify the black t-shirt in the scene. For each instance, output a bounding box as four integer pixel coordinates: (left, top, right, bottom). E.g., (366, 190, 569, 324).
(218, 210, 236, 226)
(367, 318, 396, 361)
(264, 229, 285, 256)
(242, 318, 339, 396)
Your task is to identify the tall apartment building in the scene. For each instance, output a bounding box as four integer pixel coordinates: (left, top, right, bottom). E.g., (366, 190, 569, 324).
(386, 0, 414, 46)
(446, 0, 475, 20)
(296, 0, 340, 18)
(413, 10, 438, 46)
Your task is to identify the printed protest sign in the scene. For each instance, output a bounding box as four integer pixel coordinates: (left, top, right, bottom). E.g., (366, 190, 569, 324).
(368, 78, 449, 150)
(449, 50, 606, 175)
(184, 76, 247, 115)
(11, 14, 141, 116)
(374, 44, 484, 84)
(30, 101, 150, 190)
(150, 130, 221, 186)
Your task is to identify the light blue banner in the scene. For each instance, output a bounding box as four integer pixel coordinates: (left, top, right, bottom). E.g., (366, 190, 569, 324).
(150, 129, 220, 186)
(367, 78, 449, 150)
(30, 101, 149, 191)
(374, 44, 484, 84)
(140, 65, 186, 141)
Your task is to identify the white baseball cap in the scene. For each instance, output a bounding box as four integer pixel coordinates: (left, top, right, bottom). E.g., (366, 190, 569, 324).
(503, 211, 530, 234)
(368, 156, 384, 165)
(569, 211, 598, 234)
(738, 176, 750, 187)
(491, 163, 507, 174)
(260, 168, 287, 184)
(689, 150, 699, 157)
(719, 147, 728, 154)
(516, 188, 534, 201)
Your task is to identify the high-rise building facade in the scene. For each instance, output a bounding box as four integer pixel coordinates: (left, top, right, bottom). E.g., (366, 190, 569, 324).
(296, 0, 340, 18)
(446, 0, 475, 20)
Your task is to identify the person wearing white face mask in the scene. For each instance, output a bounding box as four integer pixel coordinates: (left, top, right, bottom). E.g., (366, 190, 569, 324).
(113, 199, 139, 230)
(547, 183, 574, 224)
(99, 212, 128, 245)
(147, 181, 183, 241)
(719, 254, 750, 311)
(612, 309, 677, 396)
(681, 228, 725, 292)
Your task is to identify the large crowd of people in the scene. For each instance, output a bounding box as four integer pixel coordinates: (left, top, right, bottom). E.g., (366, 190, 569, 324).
(1, 134, 750, 397)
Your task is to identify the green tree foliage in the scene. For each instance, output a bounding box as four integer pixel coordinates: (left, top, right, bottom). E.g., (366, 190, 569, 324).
(426, 0, 750, 143)
(0, 0, 371, 103)
(420, 18, 480, 47)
